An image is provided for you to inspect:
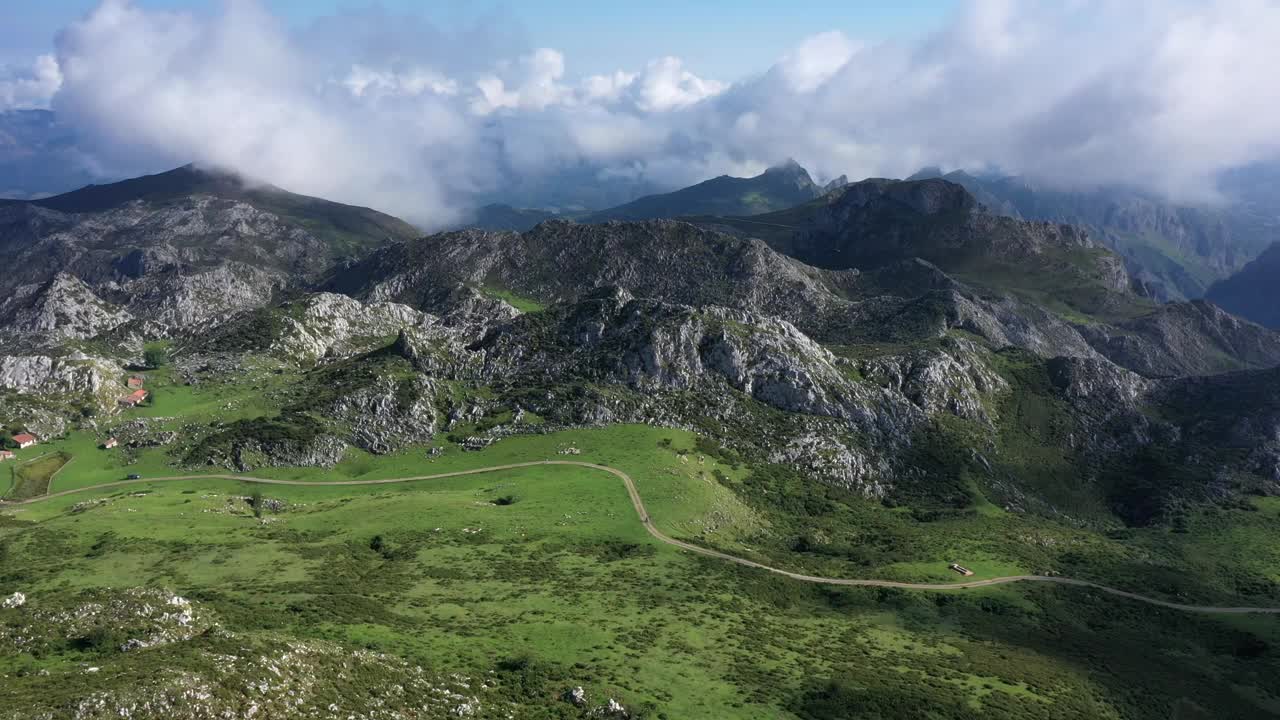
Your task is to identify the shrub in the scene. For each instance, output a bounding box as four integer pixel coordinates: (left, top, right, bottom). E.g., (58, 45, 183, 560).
(143, 347, 168, 369)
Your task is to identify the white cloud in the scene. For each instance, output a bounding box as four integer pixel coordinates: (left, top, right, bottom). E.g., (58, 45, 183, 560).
(342, 66, 458, 99)
(471, 48, 570, 115)
(24, 0, 1280, 226)
(630, 57, 725, 112)
(582, 71, 638, 103)
(52, 0, 466, 225)
(776, 31, 857, 93)
(0, 54, 63, 110)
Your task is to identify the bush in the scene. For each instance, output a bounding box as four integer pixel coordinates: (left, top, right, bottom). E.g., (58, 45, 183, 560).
(143, 347, 169, 369)
(71, 625, 127, 655)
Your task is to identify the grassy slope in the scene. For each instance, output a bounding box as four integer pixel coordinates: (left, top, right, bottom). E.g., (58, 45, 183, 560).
(5, 450, 1280, 718)
(480, 286, 547, 313)
(17, 345, 1280, 608)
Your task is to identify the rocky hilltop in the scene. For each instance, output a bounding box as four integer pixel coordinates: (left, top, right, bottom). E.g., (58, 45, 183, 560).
(696, 178, 1133, 306)
(0, 165, 419, 349)
(328, 219, 855, 334)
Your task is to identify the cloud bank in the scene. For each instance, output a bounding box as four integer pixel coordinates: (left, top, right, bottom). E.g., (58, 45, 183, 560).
(0, 55, 62, 110)
(16, 0, 1280, 225)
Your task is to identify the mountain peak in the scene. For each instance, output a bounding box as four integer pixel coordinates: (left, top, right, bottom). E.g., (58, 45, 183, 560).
(906, 166, 945, 181)
(831, 176, 979, 217)
(766, 157, 805, 173)
(761, 158, 817, 191)
(822, 175, 850, 194)
(763, 158, 811, 180)
(31, 163, 265, 214)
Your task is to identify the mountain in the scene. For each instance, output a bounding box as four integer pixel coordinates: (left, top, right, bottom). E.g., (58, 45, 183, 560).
(0, 164, 420, 348)
(908, 167, 1280, 301)
(1206, 242, 1280, 329)
(690, 177, 1140, 320)
(582, 159, 832, 222)
(22, 163, 421, 255)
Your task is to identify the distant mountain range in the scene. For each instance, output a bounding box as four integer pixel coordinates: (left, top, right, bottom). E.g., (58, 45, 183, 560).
(466, 162, 1280, 305)
(908, 167, 1280, 302)
(465, 160, 849, 232)
(580, 159, 847, 222)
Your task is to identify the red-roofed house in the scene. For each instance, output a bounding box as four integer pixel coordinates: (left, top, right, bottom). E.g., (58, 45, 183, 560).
(0, 450, 14, 461)
(119, 389, 149, 408)
(127, 376, 145, 389)
(12, 433, 37, 449)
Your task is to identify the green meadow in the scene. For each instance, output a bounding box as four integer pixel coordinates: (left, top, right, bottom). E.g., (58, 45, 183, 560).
(3, 363, 1280, 717)
(3, 424, 1280, 718)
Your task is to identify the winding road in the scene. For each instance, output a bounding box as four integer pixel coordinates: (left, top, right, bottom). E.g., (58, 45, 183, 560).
(6, 460, 1280, 615)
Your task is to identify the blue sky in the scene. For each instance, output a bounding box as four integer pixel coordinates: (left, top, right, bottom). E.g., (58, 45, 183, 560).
(0, 0, 956, 79)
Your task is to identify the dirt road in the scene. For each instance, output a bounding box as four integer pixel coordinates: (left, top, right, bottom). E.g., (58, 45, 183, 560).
(7, 460, 1279, 615)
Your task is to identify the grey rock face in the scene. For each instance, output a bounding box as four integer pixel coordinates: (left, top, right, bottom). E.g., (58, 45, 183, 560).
(0, 353, 118, 397)
(0, 273, 133, 343)
(769, 433, 892, 497)
(330, 376, 441, 454)
(1078, 300, 1280, 377)
(475, 291, 922, 437)
(270, 292, 429, 364)
(217, 434, 347, 473)
(859, 337, 1008, 422)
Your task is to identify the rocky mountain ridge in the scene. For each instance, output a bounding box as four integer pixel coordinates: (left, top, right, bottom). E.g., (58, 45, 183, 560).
(908, 167, 1280, 301)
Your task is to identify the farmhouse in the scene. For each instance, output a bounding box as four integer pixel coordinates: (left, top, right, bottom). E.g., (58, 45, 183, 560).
(102, 438, 119, 449)
(12, 433, 37, 449)
(119, 389, 149, 407)
(127, 376, 145, 389)
(0, 450, 13, 461)
(949, 563, 975, 577)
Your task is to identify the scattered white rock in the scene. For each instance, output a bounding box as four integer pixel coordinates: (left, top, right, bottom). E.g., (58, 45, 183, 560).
(2, 592, 26, 608)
